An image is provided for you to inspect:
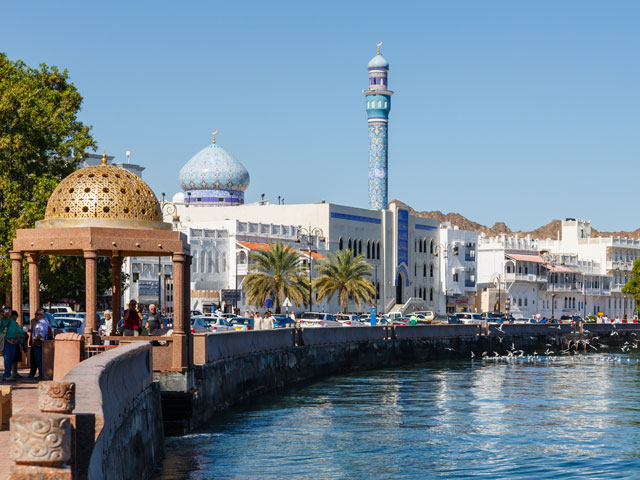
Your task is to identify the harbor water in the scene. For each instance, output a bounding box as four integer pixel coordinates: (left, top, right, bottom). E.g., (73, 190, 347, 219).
(157, 353, 640, 479)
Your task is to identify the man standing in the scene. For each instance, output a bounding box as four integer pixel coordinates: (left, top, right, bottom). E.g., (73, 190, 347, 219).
(1, 307, 23, 381)
(123, 300, 142, 336)
(31, 309, 51, 379)
(145, 304, 164, 336)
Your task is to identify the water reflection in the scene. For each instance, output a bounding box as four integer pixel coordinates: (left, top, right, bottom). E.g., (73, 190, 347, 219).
(157, 354, 640, 480)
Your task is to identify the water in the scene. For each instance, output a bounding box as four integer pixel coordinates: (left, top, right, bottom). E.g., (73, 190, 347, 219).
(157, 354, 640, 479)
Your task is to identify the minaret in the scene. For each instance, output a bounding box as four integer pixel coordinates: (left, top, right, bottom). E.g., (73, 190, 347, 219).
(364, 42, 393, 210)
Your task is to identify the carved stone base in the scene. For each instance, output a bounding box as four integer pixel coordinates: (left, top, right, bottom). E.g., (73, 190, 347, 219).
(10, 414, 71, 466)
(10, 464, 72, 480)
(38, 382, 75, 414)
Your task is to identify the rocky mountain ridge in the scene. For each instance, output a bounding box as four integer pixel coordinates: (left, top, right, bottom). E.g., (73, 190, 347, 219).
(390, 200, 640, 240)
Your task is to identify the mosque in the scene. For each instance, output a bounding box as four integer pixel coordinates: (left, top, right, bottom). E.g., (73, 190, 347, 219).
(122, 45, 478, 315)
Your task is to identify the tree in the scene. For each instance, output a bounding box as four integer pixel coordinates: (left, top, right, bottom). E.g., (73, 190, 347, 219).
(313, 249, 375, 313)
(243, 243, 309, 314)
(0, 52, 95, 303)
(622, 258, 640, 316)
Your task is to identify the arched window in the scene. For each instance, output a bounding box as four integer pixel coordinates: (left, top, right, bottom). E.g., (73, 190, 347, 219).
(430, 240, 434, 254)
(418, 287, 422, 299)
(414, 264, 417, 276)
(193, 251, 199, 273)
(359, 240, 362, 255)
(423, 264, 427, 277)
(238, 251, 247, 264)
(430, 264, 433, 277)
(430, 288, 433, 301)
(377, 242, 380, 260)
(348, 238, 352, 251)
(367, 241, 371, 259)
(339, 237, 343, 250)
(423, 289, 427, 301)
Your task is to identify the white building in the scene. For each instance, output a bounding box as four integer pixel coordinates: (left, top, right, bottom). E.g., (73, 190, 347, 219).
(476, 219, 639, 319)
(437, 225, 478, 313)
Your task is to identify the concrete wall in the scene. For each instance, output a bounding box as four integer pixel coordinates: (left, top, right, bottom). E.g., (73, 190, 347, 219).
(64, 342, 164, 480)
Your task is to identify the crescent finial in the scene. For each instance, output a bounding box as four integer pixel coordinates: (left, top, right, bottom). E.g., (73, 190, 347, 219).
(211, 130, 218, 144)
(376, 41, 383, 55)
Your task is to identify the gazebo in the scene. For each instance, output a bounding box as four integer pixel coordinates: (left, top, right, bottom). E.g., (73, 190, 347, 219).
(9, 153, 192, 371)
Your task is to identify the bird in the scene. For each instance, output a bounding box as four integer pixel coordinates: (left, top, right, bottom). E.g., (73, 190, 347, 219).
(544, 349, 552, 355)
(497, 336, 503, 343)
(445, 347, 455, 352)
(493, 351, 500, 357)
(611, 331, 619, 336)
(470, 351, 475, 358)
(482, 352, 488, 357)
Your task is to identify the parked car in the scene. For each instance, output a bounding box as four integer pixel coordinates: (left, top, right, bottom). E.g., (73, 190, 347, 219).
(456, 313, 483, 325)
(190, 310, 204, 317)
(48, 305, 73, 315)
(299, 312, 341, 327)
(334, 314, 366, 326)
(411, 311, 436, 321)
(228, 317, 254, 331)
(190, 317, 210, 333)
(272, 315, 295, 328)
(202, 317, 234, 332)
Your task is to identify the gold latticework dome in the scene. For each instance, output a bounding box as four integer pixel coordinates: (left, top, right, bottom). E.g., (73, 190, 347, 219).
(39, 154, 169, 230)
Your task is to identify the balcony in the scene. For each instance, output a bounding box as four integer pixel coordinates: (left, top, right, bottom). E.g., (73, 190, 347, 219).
(505, 273, 546, 283)
(607, 260, 632, 271)
(465, 279, 476, 288)
(465, 252, 476, 262)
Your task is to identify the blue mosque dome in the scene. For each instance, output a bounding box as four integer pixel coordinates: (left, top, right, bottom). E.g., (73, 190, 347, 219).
(178, 132, 250, 206)
(368, 54, 389, 70)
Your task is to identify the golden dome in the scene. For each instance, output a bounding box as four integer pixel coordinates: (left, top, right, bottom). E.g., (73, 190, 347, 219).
(39, 155, 169, 230)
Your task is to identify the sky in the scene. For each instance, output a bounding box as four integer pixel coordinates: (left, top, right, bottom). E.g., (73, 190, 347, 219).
(2, 1, 639, 231)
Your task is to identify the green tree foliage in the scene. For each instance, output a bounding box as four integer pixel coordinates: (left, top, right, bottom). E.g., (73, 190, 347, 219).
(244, 243, 308, 314)
(313, 250, 375, 313)
(0, 52, 95, 303)
(622, 258, 640, 315)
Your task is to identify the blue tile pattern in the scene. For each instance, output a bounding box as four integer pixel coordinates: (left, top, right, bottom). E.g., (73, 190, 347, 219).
(178, 144, 250, 199)
(368, 123, 388, 210)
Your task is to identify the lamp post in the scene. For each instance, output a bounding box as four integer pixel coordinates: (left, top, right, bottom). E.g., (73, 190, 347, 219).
(296, 226, 325, 312)
(434, 243, 458, 314)
(157, 257, 162, 312)
(542, 252, 563, 320)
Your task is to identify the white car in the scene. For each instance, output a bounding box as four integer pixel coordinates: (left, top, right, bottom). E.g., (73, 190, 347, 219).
(202, 316, 234, 332)
(455, 313, 483, 325)
(299, 312, 342, 327)
(411, 310, 435, 321)
(334, 314, 367, 327)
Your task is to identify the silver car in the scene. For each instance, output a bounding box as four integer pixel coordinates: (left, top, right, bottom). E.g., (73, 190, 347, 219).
(299, 312, 342, 327)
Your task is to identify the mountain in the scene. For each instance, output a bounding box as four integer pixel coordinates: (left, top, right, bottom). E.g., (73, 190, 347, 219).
(389, 200, 640, 240)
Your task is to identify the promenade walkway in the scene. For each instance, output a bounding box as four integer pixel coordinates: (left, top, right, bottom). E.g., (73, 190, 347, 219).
(0, 368, 40, 480)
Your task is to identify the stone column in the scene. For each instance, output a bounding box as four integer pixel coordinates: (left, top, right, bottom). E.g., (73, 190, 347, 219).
(10, 252, 23, 326)
(171, 253, 187, 371)
(83, 250, 98, 344)
(26, 253, 41, 321)
(110, 256, 123, 336)
(172, 253, 185, 335)
(184, 254, 192, 334)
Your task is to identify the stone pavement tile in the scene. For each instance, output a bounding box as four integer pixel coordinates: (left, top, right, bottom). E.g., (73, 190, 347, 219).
(0, 368, 40, 480)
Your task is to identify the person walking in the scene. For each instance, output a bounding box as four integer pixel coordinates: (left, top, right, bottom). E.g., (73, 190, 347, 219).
(31, 308, 51, 379)
(254, 312, 263, 330)
(123, 300, 142, 336)
(264, 312, 274, 329)
(145, 304, 164, 336)
(102, 310, 113, 345)
(10, 310, 27, 378)
(1, 307, 22, 381)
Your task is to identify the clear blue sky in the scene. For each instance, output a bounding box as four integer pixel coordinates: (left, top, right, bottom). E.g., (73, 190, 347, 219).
(3, 1, 639, 231)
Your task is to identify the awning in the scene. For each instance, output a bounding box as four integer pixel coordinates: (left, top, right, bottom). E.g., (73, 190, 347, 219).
(545, 265, 576, 273)
(505, 252, 545, 263)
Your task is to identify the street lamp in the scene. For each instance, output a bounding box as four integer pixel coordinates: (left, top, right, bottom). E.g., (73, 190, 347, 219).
(542, 252, 564, 320)
(433, 243, 458, 314)
(296, 226, 325, 312)
(490, 272, 503, 314)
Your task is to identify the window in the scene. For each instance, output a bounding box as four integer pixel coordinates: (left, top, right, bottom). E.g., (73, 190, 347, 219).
(430, 240, 434, 254)
(339, 238, 343, 250)
(453, 273, 459, 282)
(348, 239, 352, 251)
(377, 242, 380, 260)
(524, 298, 528, 306)
(367, 241, 371, 259)
(430, 264, 434, 277)
(423, 264, 427, 277)
(384, 101, 388, 108)
(430, 288, 433, 301)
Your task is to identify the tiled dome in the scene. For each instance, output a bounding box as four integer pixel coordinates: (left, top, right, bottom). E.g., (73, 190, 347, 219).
(368, 54, 389, 69)
(179, 143, 250, 193)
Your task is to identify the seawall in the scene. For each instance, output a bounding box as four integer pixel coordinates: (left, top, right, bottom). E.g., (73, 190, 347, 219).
(160, 323, 637, 433)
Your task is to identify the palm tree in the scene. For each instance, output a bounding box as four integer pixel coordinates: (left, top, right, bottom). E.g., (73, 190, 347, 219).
(243, 243, 308, 314)
(313, 249, 376, 313)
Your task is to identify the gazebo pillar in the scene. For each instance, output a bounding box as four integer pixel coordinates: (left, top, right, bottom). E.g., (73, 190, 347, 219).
(171, 253, 188, 371)
(84, 250, 98, 344)
(10, 251, 23, 326)
(26, 253, 41, 322)
(110, 256, 123, 335)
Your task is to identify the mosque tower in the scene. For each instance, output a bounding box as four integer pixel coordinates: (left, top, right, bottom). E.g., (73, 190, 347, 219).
(364, 42, 393, 210)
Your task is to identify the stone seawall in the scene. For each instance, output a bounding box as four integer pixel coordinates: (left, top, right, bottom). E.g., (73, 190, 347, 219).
(64, 342, 164, 480)
(182, 323, 634, 430)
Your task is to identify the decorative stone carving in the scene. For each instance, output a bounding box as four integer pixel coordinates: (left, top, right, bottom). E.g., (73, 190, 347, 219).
(10, 414, 71, 466)
(38, 382, 75, 414)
